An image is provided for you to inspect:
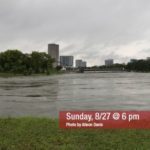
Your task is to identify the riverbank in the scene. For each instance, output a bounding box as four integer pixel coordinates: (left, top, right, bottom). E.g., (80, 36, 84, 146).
(0, 117, 150, 150)
(0, 70, 64, 78)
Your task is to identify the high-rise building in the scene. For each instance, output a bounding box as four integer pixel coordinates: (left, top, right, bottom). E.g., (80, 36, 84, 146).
(76, 59, 87, 68)
(105, 59, 114, 66)
(48, 43, 59, 67)
(60, 56, 74, 67)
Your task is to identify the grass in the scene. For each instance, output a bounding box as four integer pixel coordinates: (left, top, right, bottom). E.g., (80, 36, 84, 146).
(0, 118, 150, 150)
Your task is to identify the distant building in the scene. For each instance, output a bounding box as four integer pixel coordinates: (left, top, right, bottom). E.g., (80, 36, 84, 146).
(60, 56, 74, 67)
(76, 59, 87, 68)
(76, 59, 83, 68)
(105, 59, 114, 66)
(81, 61, 87, 67)
(48, 43, 59, 67)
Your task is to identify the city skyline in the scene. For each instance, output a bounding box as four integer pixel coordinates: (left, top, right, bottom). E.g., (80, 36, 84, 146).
(1, 0, 150, 66)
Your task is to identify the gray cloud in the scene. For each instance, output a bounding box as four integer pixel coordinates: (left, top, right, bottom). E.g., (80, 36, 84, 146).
(1, 0, 150, 66)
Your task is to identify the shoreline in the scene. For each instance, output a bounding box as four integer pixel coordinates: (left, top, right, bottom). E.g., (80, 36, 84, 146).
(0, 71, 65, 78)
(0, 71, 150, 78)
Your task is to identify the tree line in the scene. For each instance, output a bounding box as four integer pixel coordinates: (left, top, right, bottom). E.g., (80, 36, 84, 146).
(0, 49, 150, 74)
(87, 59, 150, 72)
(126, 59, 150, 72)
(0, 50, 55, 75)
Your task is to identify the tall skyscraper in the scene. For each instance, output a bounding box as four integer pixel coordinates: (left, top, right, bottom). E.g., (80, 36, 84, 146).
(48, 43, 59, 67)
(60, 56, 74, 67)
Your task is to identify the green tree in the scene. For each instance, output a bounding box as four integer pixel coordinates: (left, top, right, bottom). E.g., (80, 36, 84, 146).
(0, 50, 54, 75)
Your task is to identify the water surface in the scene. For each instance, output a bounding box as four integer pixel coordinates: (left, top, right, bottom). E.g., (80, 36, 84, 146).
(0, 73, 150, 117)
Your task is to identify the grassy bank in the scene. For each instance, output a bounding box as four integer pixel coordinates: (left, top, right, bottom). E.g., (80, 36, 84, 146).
(0, 118, 150, 150)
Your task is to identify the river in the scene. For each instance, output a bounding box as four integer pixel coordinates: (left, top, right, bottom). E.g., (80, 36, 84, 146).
(0, 72, 150, 117)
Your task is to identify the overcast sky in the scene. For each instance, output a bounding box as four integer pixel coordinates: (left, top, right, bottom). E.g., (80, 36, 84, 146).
(1, 0, 150, 66)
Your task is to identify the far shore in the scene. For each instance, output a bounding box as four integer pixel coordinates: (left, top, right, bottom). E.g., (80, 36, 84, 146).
(0, 71, 65, 78)
(0, 70, 150, 78)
